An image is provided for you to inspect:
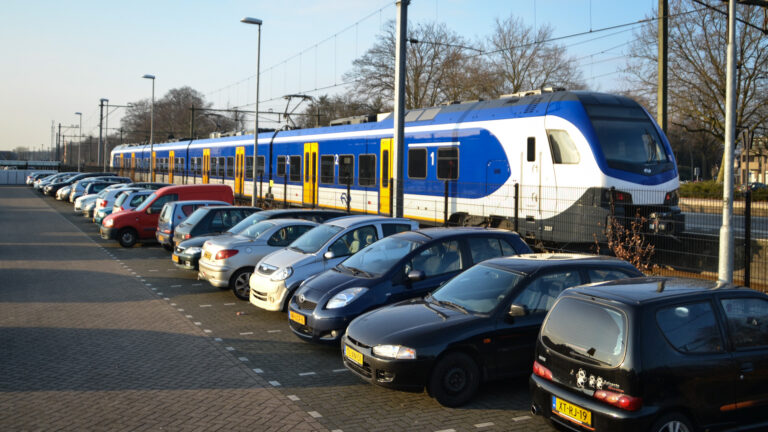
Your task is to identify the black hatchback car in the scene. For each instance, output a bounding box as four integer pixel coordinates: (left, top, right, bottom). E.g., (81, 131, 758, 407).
(288, 227, 532, 344)
(342, 254, 642, 406)
(171, 206, 260, 245)
(172, 209, 347, 271)
(530, 277, 768, 432)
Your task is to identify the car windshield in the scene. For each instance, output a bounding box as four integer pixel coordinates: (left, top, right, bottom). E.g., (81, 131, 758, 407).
(239, 221, 275, 239)
(114, 192, 129, 207)
(289, 224, 343, 253)
(339, 236, 421, 277)
(430, 264, 524, 314)
(228, 212, 271, 234)
(541, 297, 627, 367)
(133, 192, 157, 211)
(158, 204, 174, 224)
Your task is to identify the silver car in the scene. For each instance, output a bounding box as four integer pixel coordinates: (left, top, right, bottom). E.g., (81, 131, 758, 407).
(198, 219, 319, 300)
(249, 215, 418, 311)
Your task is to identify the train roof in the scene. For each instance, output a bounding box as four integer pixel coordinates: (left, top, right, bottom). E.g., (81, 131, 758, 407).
(111, 90, 643, 154)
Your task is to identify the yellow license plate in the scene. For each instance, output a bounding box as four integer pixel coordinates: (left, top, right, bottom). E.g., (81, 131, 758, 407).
(344, 345, 363, 366)
(553, 397, 592, 427)
(172, 254, 179, 263)
(203, 251, 211, 260)
(289, 311, 306, 325)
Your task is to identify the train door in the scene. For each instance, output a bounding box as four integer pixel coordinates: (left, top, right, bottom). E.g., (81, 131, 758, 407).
(203, 149, 210, 184)
(119, 154, 124, 176)
(379, 138, 393, 215)
(235, 147, 245, 195)
(151, 152, 156, 182)
(130, 153, 136, 180)
(519, 134, 557, 241)
(302, 142, 318, 207)
(168, 151, 175, 184)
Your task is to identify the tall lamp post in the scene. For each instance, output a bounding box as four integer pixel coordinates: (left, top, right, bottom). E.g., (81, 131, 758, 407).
(142, 74, 156, 180)
(99, 98, 108, 171)
(241, 16, 262, 207)
(74, 112, 82, 171)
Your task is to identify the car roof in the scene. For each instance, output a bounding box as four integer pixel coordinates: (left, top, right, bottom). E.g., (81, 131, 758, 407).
(567, 276, 751, 305)
(394, 226, 518, 242)
(256, 218, 318, 226)
(325, 215, 413, 229)
(165, 200, 231, 208)
(482, 253, 638, 276)
(255, 208, 346, 216)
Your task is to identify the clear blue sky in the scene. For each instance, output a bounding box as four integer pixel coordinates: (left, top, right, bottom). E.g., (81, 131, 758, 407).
(0, 0, 659, 153)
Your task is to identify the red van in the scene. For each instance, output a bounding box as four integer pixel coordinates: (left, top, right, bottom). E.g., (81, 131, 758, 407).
(100, 184, 234, 248)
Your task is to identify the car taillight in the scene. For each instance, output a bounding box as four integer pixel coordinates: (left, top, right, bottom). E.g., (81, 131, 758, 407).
(215, 249, 238, 260)
(184, 233, 191, 239)
(99, 201, 107, 207)
(163, 229, 171, 234)
(593, 389, 642, 411)
(532, 361, 552, 381)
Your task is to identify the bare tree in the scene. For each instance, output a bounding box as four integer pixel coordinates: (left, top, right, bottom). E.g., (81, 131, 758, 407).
(624, 0, 768, 180)
(121, 86, 235, 143)
(344, 21, 491, 109)
(297, 94, 389, 129)
(488, 15, 585, 94)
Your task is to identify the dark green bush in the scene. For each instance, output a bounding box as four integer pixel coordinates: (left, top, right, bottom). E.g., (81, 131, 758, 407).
(680, 180, 767, 201)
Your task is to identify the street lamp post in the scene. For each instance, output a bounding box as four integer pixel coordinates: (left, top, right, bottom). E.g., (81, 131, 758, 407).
(241, 16, 262, 207)
(74, 112, 82, 171)
(143, 74, 156, 180)
(99, 98, 108, 171)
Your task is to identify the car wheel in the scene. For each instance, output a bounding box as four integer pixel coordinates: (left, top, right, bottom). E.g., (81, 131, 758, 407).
(651, 413, 693, 432)
(428, 352, 480, 407)
(230, 267, 254, 300)
(118, 228, 138, 248)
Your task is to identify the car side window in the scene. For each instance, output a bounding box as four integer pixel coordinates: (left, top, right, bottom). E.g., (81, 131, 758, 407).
(513, 271, 581, 315)
(268, 225, 313, 247)
(656, 301, 724, 353)
(150, 194, 177, 212)
(209, 211, 225, 231)
(181, 205, 196, 217)
(720, 297, 768, 350)
(587, 268, 634, 284)
(406, 240, 463, 278)
(129, 195, 145, 207)
(382, 223, 412, 237)
(329, 225, 378, 257)
(499, 239, 518, 256)
(468, 237, 503, 264)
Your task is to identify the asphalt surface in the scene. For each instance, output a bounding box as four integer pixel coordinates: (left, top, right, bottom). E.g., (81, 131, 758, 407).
(0, 186, 555, 432)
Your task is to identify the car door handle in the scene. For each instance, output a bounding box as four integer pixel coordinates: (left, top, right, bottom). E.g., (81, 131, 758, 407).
(740, 362, 754, 373)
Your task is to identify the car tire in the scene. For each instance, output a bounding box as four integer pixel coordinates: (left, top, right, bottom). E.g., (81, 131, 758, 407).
(651, 412, 693, 432)
(118, 228, 138, 248)
(428, 352, 480, 407)
(230, 267, 254, 301)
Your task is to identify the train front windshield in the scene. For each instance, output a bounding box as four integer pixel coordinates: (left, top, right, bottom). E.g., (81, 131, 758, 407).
(585, 104, 674, 176)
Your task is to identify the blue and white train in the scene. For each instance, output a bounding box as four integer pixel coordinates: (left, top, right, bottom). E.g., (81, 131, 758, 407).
(111, 89, 682, 244)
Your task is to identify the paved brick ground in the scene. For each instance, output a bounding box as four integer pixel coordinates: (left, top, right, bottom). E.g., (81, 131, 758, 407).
(0, 186, 326, 431)
(1, 186, 556, 432)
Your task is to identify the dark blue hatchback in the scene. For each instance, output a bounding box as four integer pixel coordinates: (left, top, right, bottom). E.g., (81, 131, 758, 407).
(287, 227, 532, 343)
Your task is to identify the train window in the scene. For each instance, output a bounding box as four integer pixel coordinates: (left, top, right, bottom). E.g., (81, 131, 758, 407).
(179, 157, 185, 173)
(256, 156, 265, 176)
(245, 156, 253, 179)
(339, 154, 354, 186)
(226, 156, 234, 177)
(277, 156, 286, 177)
(211, 158, 218, 177)
(437, 147, 459, 180)
(547, 130, 580, 164)
(408, 149, 426, 179)
(305, 154, 310, 182)
(359, 154, 376, 186)
(218, 157, 225, 177)
(382, 150, 389, 187)
(320, 155, 335, 184)
(290, 156, 301, 182)
(527, 137, 536, 162)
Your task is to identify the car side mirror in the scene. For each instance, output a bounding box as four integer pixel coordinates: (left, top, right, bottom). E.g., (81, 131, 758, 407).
(407, 270, 425, 282)
(508, 304, 527, 318)
(323, 251, 335, 260)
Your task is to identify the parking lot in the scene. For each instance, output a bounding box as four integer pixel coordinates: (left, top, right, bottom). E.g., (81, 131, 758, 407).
(1, 186, 553, 432)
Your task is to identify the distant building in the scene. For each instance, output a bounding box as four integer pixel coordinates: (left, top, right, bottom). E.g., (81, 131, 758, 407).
(737, 136, 767, 184)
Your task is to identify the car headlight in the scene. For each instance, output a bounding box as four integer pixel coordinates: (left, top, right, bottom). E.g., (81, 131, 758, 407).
(372, 345, 416, 360)
(104, 219, 114, 227)
(270, 266, 293, 281)
(185, 247, 201, 255)
(326, 287, 368, 309)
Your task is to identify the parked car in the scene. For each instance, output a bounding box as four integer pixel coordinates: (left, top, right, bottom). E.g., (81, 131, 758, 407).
(100, 184, 234, 247)
(26, 171, 56, 185)
(199, 219, 319, 299)
(155, 201, 236, 251)
(530, 277, 768, 432)
(253, 216, 419, 315)
(169, 205, 260, 248)
(92, 187, 146, 221)
(44, 172, 116, 196)
(172, 209, 346, 271)
(126, 182, 171, 190)
(75, 182, 129, 212)
(35, 172, 75, 191)
(69, 176, 131, 202)
(342, 254, 642, 406)
(55, 184, 73, 200)
(74, 193, 99, 212)
(110, 188, 154, 213)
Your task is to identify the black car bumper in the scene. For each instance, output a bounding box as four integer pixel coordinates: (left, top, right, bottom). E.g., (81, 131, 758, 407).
(287, 306, 349, 344)
(340, 334, 430, 392)
(100, 226, 118, 241)
(173, 250, 200, 270)
(529, 375, 657, 432)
